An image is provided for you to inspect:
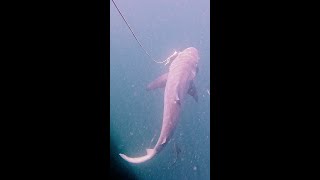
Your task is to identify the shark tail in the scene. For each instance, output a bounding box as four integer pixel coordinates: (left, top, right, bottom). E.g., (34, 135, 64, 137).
(119, 148, 156, 164)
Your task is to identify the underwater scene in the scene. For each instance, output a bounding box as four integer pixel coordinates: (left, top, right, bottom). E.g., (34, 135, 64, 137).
(110, 0, 210, 179)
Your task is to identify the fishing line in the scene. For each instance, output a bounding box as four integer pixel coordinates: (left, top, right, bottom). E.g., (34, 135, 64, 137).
(111, 0, 167, 64)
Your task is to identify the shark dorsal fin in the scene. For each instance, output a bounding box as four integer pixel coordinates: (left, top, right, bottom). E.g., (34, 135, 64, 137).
(161, 138, 167, 145)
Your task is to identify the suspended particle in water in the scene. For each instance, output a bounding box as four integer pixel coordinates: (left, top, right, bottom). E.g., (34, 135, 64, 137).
(193, 166, 197, 171)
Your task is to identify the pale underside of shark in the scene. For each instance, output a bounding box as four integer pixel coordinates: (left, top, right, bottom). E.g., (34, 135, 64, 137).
(119, 47, 200, 164)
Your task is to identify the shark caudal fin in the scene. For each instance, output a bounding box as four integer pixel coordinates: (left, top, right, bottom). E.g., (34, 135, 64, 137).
(119, 149, 156, 164)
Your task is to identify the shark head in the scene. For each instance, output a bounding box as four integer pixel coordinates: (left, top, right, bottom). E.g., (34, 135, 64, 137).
(183, 47, 200, 63)
(166, 47, 200, 68)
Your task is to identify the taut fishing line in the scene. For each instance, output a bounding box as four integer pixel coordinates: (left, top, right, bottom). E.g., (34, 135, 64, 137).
(111, 0, 169, 64)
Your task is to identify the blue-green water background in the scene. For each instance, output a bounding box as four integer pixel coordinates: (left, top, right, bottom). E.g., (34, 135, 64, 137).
(110, 0, 210, 179)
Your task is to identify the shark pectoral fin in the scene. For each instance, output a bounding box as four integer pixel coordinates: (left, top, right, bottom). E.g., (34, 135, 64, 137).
(188, 81, 198, 102)
(146, 73, 168, 91)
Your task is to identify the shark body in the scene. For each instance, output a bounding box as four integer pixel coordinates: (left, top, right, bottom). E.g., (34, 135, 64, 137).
(119, 47, 200, 164)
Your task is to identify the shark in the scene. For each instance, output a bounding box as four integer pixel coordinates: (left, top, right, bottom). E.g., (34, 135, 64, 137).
(119, 47, 200, 164)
